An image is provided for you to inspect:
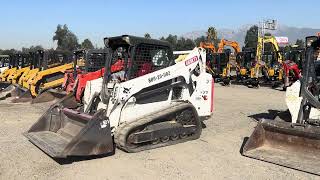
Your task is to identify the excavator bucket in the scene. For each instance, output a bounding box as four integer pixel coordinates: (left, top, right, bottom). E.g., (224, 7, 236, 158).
(31, 89, 68, 104)
(24, 105, 114, 158)
(242, 119, 320, 175)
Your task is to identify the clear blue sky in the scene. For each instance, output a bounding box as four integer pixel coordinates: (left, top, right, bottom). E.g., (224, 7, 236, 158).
(0, 0, 318, 49)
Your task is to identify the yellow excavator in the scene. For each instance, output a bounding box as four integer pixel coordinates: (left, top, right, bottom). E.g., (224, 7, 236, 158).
(248, 35, 284, 87)
(1, 50, 74, 102)
(216, 39, 241, 85)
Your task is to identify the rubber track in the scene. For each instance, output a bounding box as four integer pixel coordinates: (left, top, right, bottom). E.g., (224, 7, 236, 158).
(114, 101, 202, 153)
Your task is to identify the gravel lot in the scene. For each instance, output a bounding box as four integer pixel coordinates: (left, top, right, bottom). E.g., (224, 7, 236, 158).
(0, 85, 317, 179)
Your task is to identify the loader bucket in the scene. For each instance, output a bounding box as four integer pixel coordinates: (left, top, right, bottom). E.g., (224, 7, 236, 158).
(10, 86, 33, 103)
(24, 108, 114, 158)
(0, 84, 16, 100)
(242, 119, 320, 175)
(0, 82, 11, 90)
(31, 89, 68, 104)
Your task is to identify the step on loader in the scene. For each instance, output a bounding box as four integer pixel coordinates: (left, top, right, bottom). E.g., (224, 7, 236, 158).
(24, 35, 214, 159)
(242, 36, 320, 175)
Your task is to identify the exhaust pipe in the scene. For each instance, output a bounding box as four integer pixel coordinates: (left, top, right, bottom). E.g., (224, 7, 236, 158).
(242, 119, 320, 175)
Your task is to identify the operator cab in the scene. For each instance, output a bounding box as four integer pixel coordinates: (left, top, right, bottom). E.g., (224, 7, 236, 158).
(104, 35, 173, 83)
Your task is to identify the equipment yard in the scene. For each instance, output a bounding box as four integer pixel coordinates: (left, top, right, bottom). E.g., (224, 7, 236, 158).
(0, 85, 315, 179)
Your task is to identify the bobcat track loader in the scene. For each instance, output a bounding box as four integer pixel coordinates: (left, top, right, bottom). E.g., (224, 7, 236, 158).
(7, 53, 33, 84)
(242, 36, 320, 175)
(24, 35, 214, 159)
(32, 49, 107, 104)
(0, 53, 31, 96)
(3, 50, 74, 103)
(0, 55, 11, 90)
(0, 55, 10, 74)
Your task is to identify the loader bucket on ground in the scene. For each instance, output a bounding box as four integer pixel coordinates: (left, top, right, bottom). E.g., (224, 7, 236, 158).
(242, 119, 320, 175)
(24, 108, 114, 158)
(31, 89, 68, 104)
(0, 84, 15, 100)
(0, 82, 11, 90)
(10, 86, 33, 103)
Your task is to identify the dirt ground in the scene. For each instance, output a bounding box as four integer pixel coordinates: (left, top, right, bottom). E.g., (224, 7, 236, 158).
(0, 85, 317, 180)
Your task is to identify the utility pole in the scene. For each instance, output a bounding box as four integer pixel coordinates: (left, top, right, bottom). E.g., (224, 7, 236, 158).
(258, 19, 277, 58)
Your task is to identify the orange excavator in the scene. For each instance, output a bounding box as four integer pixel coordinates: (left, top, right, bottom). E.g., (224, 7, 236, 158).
(216, 39, 241, 85)
(200, 42, 222, 81)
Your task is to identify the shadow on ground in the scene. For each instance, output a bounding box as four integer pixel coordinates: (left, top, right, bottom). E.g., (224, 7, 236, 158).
(248, 109, 292, 122)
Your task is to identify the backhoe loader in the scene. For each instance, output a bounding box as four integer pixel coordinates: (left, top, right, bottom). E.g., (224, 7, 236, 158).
(24, 35, 214, 158)
(242, 36, 320, 175)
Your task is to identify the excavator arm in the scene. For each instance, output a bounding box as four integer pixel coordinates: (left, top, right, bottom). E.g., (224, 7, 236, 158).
(217, 39, 240, 53)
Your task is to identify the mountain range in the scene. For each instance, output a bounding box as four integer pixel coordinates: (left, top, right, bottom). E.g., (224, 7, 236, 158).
(182, 24, 320, 47)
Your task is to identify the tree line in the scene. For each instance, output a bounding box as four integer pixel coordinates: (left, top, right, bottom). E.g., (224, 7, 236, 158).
(0, 24, 94, 55)
(0, 24, 306, 55)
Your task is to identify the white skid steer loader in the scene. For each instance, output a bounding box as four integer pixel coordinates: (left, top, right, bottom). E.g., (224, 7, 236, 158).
(242, 36, 320, 175)
(24, 35, 214, 158)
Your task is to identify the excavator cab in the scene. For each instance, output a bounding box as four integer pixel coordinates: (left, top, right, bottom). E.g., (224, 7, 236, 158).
(261, 51, 280, 81)
(235, 48, 255, 83)
(24, 35, 176, 158)
(242, 36, 320, 175)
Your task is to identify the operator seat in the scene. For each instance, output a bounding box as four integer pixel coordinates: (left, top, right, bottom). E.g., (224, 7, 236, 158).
(137, 62, 153, 77)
